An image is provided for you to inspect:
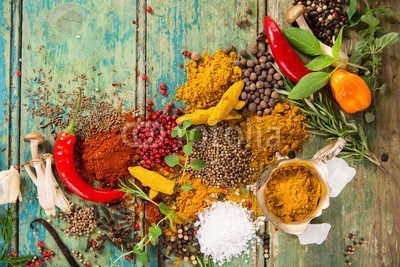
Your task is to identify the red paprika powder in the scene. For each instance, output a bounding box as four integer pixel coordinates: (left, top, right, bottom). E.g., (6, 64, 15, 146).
(75, 129, 141, 189)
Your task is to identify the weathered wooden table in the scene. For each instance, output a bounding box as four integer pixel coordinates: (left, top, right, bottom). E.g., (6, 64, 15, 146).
(0, 0, 399, 266)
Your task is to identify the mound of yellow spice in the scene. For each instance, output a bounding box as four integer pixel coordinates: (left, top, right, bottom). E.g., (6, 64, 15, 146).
(176, 50, 242, 111)
(265, 162, 322, 222)
(240, 101, 308, 166)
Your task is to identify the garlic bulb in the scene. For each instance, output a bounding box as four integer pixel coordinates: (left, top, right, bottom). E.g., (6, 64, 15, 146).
(0, 166, 22, 204)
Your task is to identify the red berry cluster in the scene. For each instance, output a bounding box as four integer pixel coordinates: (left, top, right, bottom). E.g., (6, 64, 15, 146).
(159, 83, 168, 95)
(133, 103, 182, 171)
(23, 241, 55, 266)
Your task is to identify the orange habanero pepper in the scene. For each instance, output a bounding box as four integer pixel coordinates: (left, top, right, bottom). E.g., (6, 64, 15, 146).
(330, 69, 371, 114)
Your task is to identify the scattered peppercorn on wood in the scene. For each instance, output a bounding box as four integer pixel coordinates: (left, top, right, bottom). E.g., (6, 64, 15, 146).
(128, 166, 175, 195)
(208, 81, 244, 126)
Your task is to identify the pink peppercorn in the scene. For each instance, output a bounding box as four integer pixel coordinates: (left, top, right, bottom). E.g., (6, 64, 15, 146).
(125, 255, 132, 261)
(179, 64, 184, 69)
(146, 6, 153, 13)
(142, 74, 147, 81)
(132, 19, 136, 24)
(17, 70, 22, 76)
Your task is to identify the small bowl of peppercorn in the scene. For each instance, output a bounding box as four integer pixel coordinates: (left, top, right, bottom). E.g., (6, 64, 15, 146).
(257, 138, 346, 235)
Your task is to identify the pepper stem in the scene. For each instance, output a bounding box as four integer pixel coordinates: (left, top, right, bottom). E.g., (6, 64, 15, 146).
(64, 89, 82, 135)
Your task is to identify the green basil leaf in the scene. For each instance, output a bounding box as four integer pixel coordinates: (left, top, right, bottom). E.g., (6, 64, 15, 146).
(364, 112, 375, 123)
(182, 119, 192, 130)
(375, 32, 400, 51)
(288, 72, 330, 99)
(374, 7, 396, 16)
(349, 12, 362, 26)
(181, 184, 194, 191)
(191, 158, 205, 171)
(171, 126, 180, 138)
(283, 28, 322, 56)
(361, 14, 380, 28)
(332, 27, 344, 58)
(140, 252, 148, 266)
(149, 225, 162, 240)
(177, 128, 186, 138)
(158, 202, 169, 215)
(306, 55, 335, 71)
(164, 154, 179, 167)
(348, 0, 357, 20)
(183, 142, 193, 156)
(189, 128, 201, 142)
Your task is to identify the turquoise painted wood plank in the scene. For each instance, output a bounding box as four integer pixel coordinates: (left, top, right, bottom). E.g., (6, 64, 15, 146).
(0, 0, 12, 172)
(18, 0, 139, 266)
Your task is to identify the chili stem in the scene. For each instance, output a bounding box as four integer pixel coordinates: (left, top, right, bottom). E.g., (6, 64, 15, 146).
(64, 89, 83, 135)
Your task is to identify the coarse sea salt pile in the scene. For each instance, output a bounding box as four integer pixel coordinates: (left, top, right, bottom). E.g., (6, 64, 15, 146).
(195, 201, 262, 264)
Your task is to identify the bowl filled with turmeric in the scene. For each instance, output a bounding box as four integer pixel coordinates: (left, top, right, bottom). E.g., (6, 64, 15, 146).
(257, 138, 346, 235)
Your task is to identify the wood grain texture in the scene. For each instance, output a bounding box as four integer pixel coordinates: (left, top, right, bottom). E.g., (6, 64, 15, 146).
(0, 0, 398, 266)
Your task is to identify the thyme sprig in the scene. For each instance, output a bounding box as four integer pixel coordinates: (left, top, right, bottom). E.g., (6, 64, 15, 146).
(118, 180, 176, 266)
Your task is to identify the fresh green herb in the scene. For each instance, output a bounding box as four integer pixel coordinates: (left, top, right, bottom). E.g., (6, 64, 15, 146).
(277, 73, 383, 168)
(305, 55, 335, 71)
(117, 180, 177, 266)
(181, 184, 194, 191)
(0, 207, 35, 265)
(196, 256, 216, 267)
(349, 2, 399, 97)
(288, 72, 331, 99)
(167, 120, 205, 185)
(283, 28, 322, 56)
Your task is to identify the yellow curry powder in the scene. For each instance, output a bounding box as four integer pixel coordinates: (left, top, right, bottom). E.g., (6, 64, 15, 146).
(176, 50, 242, 111)
(240, 101, 308, 166)
(170, 175, 220, 224)
(265, 162, 323, 222)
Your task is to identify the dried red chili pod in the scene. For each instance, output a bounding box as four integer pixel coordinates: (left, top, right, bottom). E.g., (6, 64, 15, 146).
(53, 90, 125, 202)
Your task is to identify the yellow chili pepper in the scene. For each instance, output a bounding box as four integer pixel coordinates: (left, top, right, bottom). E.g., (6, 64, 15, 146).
(330, 69, 371, 114)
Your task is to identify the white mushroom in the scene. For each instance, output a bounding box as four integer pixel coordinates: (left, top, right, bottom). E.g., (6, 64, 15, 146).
(286, 5, 349, 68)
(42, 153, 70, 213)
(22, 162, 38, 186)
(24, 132, 44, 160)
(31, 159, 55, 216)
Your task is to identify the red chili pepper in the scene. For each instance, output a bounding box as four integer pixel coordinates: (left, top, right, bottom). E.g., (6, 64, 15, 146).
(264, 16, 311, 83)
(53, 91, 125, 202)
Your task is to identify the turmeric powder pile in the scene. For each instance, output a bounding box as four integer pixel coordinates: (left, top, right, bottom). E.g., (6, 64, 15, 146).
(240, 101, 308, 166)
(170, 176, 220, 223)
(176, 50, 242, 111)
(265, 162, 323, 222)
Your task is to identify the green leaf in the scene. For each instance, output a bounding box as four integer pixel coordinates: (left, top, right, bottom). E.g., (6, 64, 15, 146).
(332, 27, 344, 58)
(164, 154, 179, 167)
(177, 128, 186, 138)
(375, 32, 400, 51)
(283, 28, 322, 56)
(364, 112, 375, 123)
(361, 14, 380, 28)
(182, 120, 192, 130)
(377, 83, 387, 94)
(190, 128, 201, 142)
(149, 225, 162, 240)
(140, 252, 148, 266)
(158, 202, 169, 216)
(171, 126, 180, 138)
(348, 0, 357, 20)
(374, 7, 396, 16)
(288, 72, 330, 99)
(349, 12, 362, 26)
(305, 55, 335, 71)
(181, 184, 194, 191)
(191, 158, 205, 171)
(349, 41, 368, 64)
(183, 142, 193, 156)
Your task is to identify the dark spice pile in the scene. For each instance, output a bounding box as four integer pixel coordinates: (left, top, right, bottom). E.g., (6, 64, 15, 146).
(236, 44, 283, 116)
(163, 221, 201, 265)
(189, 122, 255, 188)
(292, 0, 349, 45)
